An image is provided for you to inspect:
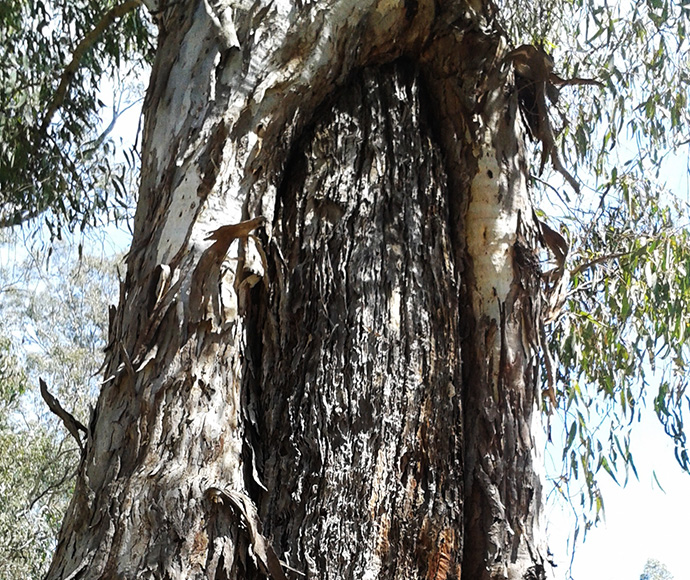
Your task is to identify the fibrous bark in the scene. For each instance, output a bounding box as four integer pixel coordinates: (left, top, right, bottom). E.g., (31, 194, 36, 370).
(251, 62, 462, 579)
(46, 1, 550, 579)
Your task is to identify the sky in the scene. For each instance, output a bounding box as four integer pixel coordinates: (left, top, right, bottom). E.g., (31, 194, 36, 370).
(545, 400, 690, 580)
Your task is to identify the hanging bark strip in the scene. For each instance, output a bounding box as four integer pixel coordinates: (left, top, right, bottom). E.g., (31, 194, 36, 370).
(46, 2, 553, 579)
(39, 378, 87, 452)
(506, 44, 603, 194)
(206, 487, 288, 580)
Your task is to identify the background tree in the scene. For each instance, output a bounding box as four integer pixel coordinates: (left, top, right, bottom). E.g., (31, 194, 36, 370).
(0, 236, 119, 579)
(640, 558, 674, 580)
(0, 0, 689, 578)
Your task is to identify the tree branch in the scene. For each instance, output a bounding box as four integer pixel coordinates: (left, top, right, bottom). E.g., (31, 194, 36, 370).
(38, 0, 143, 137)
(570, 250, 636, 277)
(39, 378, 87, 452)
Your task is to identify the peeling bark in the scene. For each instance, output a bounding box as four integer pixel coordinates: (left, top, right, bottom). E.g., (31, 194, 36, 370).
(46, 1, 550, 579)
(252, 63, 463, 579)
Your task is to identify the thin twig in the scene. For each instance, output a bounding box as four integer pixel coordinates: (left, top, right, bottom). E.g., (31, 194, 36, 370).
(570, 250, 636, 277)
(38, 0, 143, 137)
(530, 174, 571, 207)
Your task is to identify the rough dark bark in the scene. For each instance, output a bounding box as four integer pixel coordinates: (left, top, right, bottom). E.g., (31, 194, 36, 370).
(46, 1, 549, 579)
(251, 62, 463, 579)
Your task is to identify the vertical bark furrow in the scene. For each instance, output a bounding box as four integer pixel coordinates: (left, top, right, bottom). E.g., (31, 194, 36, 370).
(46, 4, 552, 580)
(254, 62, 463, 579)
(414, 20, 549, 579)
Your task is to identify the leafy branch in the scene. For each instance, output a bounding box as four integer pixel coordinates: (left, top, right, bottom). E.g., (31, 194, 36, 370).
(38, 0, 144, 139)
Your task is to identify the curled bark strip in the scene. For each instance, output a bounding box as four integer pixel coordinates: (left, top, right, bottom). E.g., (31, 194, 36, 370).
(505, 44, 602, 194)
(537, 218, 568, 270)
(206, 487, 288, 580)
(39, 378, 87, 451)
(188, 216, 266, 323)
(204, 216, 267, 254)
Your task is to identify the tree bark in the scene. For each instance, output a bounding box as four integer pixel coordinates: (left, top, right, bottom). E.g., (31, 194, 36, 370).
(46, 1, 549, 579)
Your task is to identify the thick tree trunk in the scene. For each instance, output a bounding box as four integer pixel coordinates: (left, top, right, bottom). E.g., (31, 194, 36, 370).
(47, 1, 548, 579)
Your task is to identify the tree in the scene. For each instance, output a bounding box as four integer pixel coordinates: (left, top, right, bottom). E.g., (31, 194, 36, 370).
(0, 238, 119, 578)
(1, 0, 686, 579)
(640, 558, 674, 580)
(40, 1, 553, 577)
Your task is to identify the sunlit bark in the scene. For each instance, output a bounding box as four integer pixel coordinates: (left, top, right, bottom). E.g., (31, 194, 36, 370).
(47, 1, 549, 579)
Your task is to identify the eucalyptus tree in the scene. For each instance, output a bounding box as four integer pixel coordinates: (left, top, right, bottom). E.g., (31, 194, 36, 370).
(0, 240, 119, 579)
(640, 558, 674, 580)
(1, 0, 689, 579)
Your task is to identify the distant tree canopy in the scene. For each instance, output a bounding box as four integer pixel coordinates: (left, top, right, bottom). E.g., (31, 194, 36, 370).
(1, 0, 690, 557)
(640, 558, 674, 580)
(0, 237, 120, 578)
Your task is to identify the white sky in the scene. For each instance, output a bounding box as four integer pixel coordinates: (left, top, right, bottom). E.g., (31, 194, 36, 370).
(546, 401, 690, 580)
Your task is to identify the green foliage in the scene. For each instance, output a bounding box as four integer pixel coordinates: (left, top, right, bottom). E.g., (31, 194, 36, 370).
(500, 0, 690, 531)
(0, 336, 27, 424)
(0, 419, 76, 579)
(549, 187, 690, 528)
(0, 0, 152, 233)
(0, 235, 120, 579)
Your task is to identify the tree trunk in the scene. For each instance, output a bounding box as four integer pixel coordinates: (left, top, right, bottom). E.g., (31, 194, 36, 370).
(46, 1, 549, 579)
